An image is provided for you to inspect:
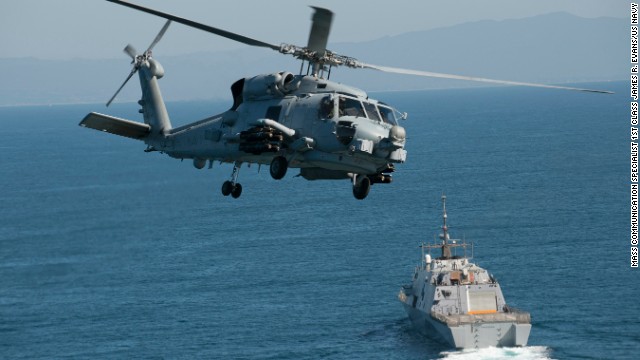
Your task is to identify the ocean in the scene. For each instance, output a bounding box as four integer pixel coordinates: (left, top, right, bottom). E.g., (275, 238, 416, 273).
(0, 81, 636, 359)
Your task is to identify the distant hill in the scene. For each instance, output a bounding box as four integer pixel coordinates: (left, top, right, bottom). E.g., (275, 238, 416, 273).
(331, 12, 625, 92)
(0, 12, 625, 106)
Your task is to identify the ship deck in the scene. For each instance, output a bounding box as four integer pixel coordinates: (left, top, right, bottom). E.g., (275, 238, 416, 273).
(431, 309, 530, 327)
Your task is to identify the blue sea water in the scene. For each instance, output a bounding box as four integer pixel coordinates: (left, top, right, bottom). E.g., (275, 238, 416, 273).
(0, 81, 637, 359)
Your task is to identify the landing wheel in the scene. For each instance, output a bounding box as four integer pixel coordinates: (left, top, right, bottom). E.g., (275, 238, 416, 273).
(231, 183, 243, 198)
(353, 176, 371, 200)
(221, 180, 233, 196)
(270, 156, 288, 180)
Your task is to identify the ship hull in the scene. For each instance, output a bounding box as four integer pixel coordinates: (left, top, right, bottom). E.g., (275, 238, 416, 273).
(402, 303, 531, 349)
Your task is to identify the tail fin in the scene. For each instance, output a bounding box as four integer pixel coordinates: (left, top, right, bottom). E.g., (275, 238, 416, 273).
(137, 58, 172, 135)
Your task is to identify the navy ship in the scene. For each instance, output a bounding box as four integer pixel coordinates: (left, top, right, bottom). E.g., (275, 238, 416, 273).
(398, 195, 531, 349)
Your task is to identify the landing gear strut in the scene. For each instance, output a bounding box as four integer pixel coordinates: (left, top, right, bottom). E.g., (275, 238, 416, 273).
(222, 162, 243, 198)
(352, 175, 371, 200)
(270, 156, 288, 180)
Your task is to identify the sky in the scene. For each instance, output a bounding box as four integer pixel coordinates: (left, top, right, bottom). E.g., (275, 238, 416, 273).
(0, 0, 629, 60)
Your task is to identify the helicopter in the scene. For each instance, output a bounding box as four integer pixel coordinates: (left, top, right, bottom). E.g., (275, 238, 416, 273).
(80, 0, 611, 200)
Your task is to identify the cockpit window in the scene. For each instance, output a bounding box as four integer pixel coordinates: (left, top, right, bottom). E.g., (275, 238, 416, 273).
(339, 96, 366, 118)
(377, 105, 397, 125)
(363, 102, 381, 122)
(319, 95, 334, 119)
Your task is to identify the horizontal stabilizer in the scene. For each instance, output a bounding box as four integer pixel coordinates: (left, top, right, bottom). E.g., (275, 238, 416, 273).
(79, 112, 150, 140)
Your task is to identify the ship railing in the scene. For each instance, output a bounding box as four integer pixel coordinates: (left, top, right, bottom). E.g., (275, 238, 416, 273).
(431, 309, 530, 327)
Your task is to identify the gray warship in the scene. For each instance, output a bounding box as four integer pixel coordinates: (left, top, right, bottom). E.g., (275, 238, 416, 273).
(398, 195, 531, 349)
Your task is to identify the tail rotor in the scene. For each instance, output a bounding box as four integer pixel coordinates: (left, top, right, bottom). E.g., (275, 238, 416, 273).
(106, 20, 172, 107)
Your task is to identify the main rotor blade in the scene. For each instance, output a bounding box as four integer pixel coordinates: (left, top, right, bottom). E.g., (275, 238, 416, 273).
(358, 63, 613, 94)
(106, 0, 280, 51)
(146, 20, 171, 54)
(307, 7, 333, 55)
(106, 68, 137, 107)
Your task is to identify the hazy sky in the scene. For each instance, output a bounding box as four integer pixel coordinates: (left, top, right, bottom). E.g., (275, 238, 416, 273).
(0, 0, 629, 60)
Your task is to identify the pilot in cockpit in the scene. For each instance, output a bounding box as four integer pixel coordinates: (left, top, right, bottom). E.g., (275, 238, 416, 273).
(338, 96, 346, 117)
(320, 96, 334, 119)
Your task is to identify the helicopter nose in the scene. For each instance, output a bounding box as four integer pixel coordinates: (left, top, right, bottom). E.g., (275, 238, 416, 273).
(380, 125, 407, 163)
(389, 125, 406, 143)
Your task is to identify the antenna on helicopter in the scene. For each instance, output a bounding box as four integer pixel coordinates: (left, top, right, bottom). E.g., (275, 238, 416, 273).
(106, 20, 172, 107)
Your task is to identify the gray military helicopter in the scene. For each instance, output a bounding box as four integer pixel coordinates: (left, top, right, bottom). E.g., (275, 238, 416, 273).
(80, 0, 610, 200)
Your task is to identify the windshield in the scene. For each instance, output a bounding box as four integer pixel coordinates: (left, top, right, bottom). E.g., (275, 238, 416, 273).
(363, 102, 381, 122)
(377, 105, 398, 125)
(338, 96, 403, 125)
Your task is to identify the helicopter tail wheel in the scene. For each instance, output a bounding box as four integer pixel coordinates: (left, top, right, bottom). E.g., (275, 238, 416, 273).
(270, 156, 288, 180)
(352, 176, 371, 200)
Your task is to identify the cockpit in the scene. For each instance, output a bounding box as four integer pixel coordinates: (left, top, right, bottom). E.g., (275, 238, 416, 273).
(320, 94, 404, 125)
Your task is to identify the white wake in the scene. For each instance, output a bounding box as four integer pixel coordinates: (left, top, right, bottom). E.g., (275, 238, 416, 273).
(440, 346, 554, 360)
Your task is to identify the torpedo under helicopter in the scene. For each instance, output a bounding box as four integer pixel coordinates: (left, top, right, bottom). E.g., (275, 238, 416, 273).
(80, 0, 611, 200)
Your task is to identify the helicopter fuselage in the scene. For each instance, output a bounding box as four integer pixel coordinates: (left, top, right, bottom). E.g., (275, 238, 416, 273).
(155, 71, 407, 180)
(81, 58, 407, 199)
